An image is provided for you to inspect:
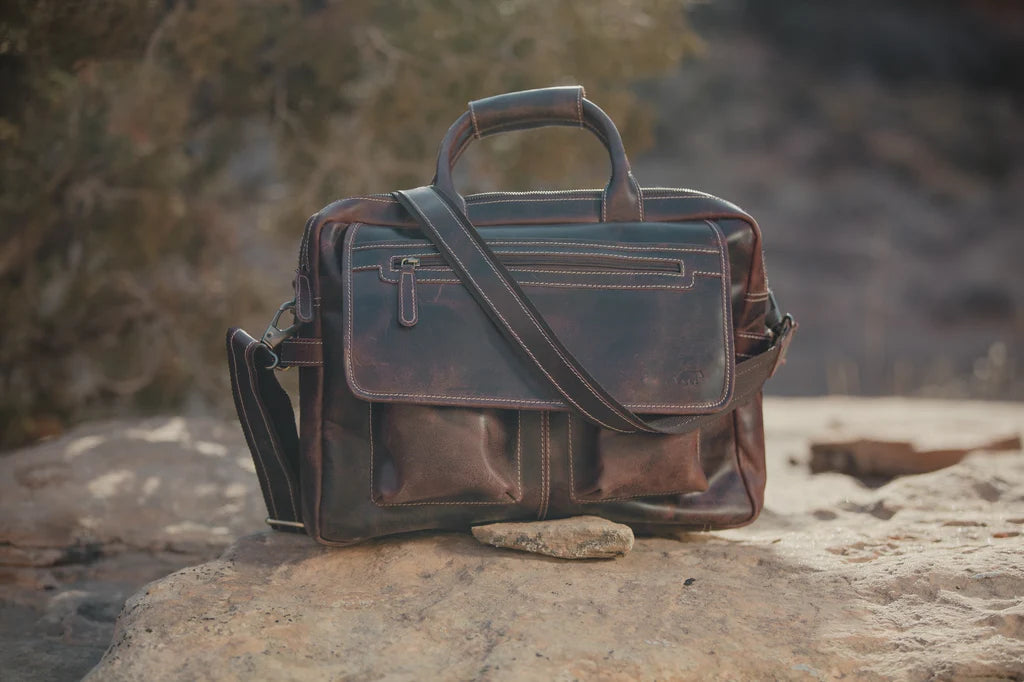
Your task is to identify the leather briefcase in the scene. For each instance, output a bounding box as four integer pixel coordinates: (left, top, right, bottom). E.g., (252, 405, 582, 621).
(227, 86, 795, 545)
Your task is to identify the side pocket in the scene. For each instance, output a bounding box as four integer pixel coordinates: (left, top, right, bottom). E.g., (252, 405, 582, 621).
(371, 404, 522, 506)
(569, 414, 709, 502)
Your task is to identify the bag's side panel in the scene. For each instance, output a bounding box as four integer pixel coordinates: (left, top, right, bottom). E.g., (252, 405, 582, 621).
(296, 213, 330, 539)
(732, 393, 767, 524)
(717, 215, 770, 526)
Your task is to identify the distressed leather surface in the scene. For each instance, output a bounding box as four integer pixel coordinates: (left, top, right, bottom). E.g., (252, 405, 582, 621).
(344, 220, 734, 413)
(272, 87, 782, 545)
(297, 189, 772, 545)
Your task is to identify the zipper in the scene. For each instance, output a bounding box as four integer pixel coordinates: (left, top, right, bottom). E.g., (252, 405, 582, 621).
(394, 252, 683, 274)
(395, 252, 682, 328)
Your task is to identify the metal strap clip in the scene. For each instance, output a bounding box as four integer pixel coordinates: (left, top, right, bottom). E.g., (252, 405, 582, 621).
(260, 299, 300, 369)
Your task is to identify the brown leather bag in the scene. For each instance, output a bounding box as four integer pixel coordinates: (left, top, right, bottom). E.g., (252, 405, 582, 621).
(227, 86, 795, 545)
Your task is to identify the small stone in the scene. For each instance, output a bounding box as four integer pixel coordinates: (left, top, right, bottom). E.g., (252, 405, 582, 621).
(471, 515, 634, 559)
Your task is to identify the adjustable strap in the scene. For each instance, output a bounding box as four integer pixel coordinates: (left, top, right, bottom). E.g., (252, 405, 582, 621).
(226, 328, 305, 532)
(393, 185, 795, 435)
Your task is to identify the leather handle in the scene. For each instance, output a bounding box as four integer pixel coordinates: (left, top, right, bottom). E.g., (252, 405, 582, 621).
(433, 86, 643, 223)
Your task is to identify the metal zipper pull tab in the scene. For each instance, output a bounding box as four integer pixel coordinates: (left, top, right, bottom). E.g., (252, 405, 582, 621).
(398, 257, 419, 327)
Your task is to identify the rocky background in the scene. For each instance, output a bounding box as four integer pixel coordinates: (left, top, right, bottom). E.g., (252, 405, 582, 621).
(2, 0, 1023, 679)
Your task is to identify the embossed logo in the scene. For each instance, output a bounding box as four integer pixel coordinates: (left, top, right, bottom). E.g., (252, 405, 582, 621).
(674, 369, 705, 386)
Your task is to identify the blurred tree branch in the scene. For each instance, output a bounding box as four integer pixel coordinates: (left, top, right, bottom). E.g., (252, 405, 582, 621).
(0, 0, 699, 448)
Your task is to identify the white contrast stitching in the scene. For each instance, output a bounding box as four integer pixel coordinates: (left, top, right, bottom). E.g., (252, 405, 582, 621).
(234, 330, 299, 520)
(399, 270, 417, 326)
(468, 101, 481, 139)
(229, 330, 278, 520)
(354, 240, 719, 254)
(538, 411, 550, 519)
(244, 341, 300, 520)
(364, 264, 714, 290)
(388, 250, 688, 266)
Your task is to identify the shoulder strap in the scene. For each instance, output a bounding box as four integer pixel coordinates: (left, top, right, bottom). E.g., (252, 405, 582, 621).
(226, 328, 305, 533)
(393, 185, 794, 435)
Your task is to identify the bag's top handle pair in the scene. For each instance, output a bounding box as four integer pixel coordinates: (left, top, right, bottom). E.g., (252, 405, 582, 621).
(432, 86, 643, 223)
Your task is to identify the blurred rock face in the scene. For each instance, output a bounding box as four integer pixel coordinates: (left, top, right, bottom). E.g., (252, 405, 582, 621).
(0, 417, 264, 681)
(636, 0, 1024, 401)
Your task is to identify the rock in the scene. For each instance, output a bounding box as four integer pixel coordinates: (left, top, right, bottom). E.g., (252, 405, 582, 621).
(810, 435, 1020, 478)
(802, 399, 1021, 477)
(86, 398, 1024, 681)
(0, 417, 262, 682)
(0, 416, 263, 560)
(471, 515, 634, 559)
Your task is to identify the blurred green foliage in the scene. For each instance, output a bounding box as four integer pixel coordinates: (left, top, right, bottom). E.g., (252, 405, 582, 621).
(0, 0, 698, 449)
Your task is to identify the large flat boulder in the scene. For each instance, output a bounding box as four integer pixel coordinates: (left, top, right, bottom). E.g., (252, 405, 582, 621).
(87, 398, 1024, 681)
(0, 417, 263, 682)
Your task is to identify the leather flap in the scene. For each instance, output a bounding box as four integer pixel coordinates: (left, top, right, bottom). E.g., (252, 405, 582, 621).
(341, 220, 735, 415)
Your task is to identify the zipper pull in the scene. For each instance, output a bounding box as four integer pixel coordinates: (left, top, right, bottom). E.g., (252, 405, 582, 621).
(398, 257, 419, 327)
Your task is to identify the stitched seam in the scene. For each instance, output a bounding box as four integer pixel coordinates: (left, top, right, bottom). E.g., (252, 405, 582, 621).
(737, 332, 770, 340)
(468, 101, 481, 139)
(630, 172, 645, 222)
(369, 404, 523, 507)
(243, 342, 300, 520)
(431, 194, 646, 431)
(413, 268, 680, 277)
(341, 191, 713, 208)
(399, 270, 417, 325)
(388, 250, 690, 266)
(538, 412, 550, 519)
(368, 264, 712, 291)
(702, 220, 733, 410)
(462, 195, 708, 207)
(566, 413, 705, 503)
(229, 330, 278, 520)
(355, 241, 719, 254)
(412, 195, 631, 432)
(576, 88, 583, 125)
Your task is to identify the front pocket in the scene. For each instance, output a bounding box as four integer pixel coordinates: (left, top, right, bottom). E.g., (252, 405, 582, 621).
(568, 414, 709, 502)
(370, 404, 522, 506)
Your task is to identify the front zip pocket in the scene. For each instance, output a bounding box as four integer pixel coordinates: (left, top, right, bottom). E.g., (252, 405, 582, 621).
(394, 251, 685, 328)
